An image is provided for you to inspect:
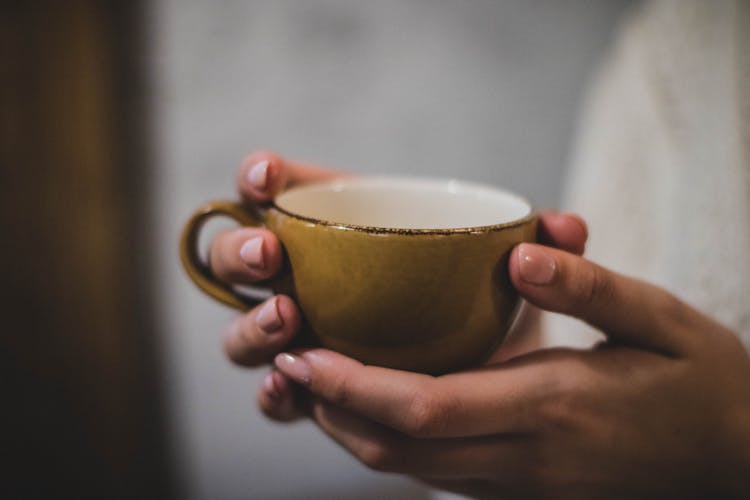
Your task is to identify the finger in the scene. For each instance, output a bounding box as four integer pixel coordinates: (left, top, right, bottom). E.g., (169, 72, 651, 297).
(257, 369, 306, 422)
(223, 295, 301, 366)
(275, 348, 574, 438)
(208, 227, 283, 284)
(310, 400, 532, 479)
(237, 150, 342, 203)
(536, 211, 588, 255)
(509, 243, 701, 355)
(493, 209, 590, 363)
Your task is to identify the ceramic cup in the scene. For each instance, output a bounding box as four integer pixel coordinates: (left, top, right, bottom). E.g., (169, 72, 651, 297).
(180, 176, 536, 374)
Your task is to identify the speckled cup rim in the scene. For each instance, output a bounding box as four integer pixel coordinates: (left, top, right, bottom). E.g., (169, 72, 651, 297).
(271, 176, 536, 236)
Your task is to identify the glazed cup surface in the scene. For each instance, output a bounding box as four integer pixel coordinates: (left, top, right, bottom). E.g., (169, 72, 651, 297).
(181, 177, 537, 374)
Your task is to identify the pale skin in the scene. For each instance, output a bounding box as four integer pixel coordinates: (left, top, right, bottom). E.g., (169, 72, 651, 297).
(210, 151, 750, 499)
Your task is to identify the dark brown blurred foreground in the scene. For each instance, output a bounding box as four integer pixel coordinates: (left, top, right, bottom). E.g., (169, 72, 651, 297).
(1, 2, 173, 498)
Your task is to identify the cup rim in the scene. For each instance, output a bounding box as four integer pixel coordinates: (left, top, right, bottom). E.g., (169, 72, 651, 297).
(271, 176, 536, 235)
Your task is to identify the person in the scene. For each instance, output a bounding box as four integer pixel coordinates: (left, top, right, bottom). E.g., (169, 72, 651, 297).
(206, 0, 750, 497)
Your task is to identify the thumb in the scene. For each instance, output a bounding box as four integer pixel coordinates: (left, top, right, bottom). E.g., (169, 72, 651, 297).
(509, 243, 698, 355)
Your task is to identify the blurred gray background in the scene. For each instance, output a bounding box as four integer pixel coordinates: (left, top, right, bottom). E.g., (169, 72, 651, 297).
(151, 1, 631, 498)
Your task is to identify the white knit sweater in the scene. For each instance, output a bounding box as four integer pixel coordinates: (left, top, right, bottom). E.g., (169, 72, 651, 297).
(545, 0, 750, 349)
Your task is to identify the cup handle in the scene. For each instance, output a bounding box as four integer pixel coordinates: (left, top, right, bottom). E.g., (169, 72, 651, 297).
(180, 200, 268, 311)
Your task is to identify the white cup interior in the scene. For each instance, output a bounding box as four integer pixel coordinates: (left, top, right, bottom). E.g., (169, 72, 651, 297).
(274, 177, 532, 230)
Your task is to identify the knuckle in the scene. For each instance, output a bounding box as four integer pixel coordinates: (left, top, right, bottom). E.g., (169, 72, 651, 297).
(538, 372, 584, 433)
(404, 390, 445, 438)
(222, 342, 242, 364)
(328, 375, 353, 407)
(355, 439, 396, 472)
(653, 290, 690, 329)
(540, 395, 578, 433)
(223, 339, 263, 367)
(578, 263, 615, 308)
(209, 231, 246, 281)
(650, 289, 708, 352)
(240, 312, 266, 345)
(223, 340, 253, 366)
(208, 231, 231, 270)
(222, 314, 270, 366)
(211, 228, 233, 248)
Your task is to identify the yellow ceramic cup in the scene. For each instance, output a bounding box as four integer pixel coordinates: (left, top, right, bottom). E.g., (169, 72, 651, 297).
(180, 177, 536, 374)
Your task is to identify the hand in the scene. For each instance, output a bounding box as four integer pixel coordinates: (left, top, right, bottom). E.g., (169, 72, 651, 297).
(211, 151, 588, 421)
(271, 244, 750, 499)
(206, 151, 338, 386)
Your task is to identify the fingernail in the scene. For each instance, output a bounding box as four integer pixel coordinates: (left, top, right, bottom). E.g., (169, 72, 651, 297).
(257, 296, 283, 334)
(275, 353, 311, 385)
(239, 236, 265, 269)
(263, 372, 280, 400)
(247, 160, 269, 190)
(518, 244, 557, 285)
